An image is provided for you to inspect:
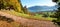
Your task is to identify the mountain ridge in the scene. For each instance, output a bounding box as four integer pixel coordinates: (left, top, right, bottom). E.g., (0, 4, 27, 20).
(28, 5, 58, 12)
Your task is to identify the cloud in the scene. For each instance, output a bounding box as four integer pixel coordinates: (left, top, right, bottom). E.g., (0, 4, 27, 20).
(22, 0, 56, 7)
(40, 3, 56, 6)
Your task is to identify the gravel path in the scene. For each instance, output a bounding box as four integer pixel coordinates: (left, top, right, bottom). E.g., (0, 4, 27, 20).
(0, 11, 58, 27)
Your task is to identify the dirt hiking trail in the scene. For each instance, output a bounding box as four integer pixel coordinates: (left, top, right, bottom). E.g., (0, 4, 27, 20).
(0, 11, 59, 27)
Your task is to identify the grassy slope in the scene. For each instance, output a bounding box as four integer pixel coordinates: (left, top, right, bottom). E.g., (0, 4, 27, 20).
(0, 10, 57, 21)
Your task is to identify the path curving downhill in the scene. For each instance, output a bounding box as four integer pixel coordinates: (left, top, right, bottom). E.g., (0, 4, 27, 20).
(0, 11, 58, 27)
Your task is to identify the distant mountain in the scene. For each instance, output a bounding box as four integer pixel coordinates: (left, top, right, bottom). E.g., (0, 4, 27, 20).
(28, 5, 58, 12)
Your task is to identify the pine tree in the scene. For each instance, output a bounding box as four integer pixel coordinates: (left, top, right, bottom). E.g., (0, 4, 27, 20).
(52, 0, 60, 25)
(55, 3, 60, 22)
(52, 0, 58, 2)
(23, 6, 28, 14)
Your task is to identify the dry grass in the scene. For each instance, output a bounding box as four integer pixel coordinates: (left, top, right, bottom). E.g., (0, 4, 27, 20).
(0, 21, 21, 27)
(0, 10, 57, 21)
(0, 15, 20, 27)
(0, 21, 13, 27)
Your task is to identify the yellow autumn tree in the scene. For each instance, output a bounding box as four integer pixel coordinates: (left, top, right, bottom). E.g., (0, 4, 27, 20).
(9, 0, 23, 12)
(1, 0, 23, 12)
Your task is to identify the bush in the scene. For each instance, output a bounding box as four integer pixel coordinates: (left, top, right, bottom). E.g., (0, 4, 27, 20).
(42, 14, 48, 17)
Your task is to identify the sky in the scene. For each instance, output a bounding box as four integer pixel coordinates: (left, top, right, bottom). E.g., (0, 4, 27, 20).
(21, 0, 56, 7)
